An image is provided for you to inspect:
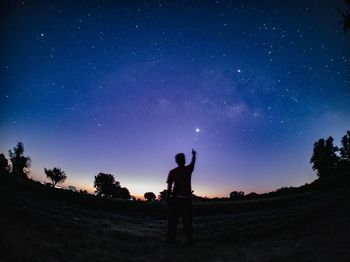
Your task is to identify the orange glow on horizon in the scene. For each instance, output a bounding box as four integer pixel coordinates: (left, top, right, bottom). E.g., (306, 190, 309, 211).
(28, 168, 291, 198)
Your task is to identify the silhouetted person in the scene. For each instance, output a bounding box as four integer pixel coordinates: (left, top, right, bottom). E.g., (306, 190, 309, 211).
(166, 149, 196, 245)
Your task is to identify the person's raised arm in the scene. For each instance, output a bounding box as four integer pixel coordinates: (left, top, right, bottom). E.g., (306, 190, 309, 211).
(189, 148, 196, 171)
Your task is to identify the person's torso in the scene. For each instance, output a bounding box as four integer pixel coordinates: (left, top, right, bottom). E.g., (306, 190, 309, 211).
(171, 166, 192, 197)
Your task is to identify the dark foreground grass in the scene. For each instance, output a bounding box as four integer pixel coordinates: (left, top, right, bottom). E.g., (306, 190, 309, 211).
(1, 175, 350, 262)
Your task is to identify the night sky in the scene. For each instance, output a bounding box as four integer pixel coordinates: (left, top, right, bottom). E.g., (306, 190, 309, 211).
(1, 0, 349, 197)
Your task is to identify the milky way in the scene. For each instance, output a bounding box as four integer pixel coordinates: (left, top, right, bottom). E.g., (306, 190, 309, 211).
(1, 0, 349, 197)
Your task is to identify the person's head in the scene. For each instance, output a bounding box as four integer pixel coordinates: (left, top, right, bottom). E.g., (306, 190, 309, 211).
(175, 153, 185, 166)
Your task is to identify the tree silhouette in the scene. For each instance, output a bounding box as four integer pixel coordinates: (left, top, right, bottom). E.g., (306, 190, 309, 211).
(144, 192, 156, 201)
(310, 136, 339, 181)
(93, 173, 130, 199)
(339, 130, 350, 174)
(229, 191, 245, 199)
(158, 189, 167, 201)
(246, 192, 259, 199)
(8, 142, 31, 178)
(0, 153, 11, 175)
(338, 0, 350, 33)
(121, 187, 131, 199)
(111, 186, 131, 199)
(44, 167, 67, 187)
(340, 130, 350, 162)
(94, 173, 116, 197)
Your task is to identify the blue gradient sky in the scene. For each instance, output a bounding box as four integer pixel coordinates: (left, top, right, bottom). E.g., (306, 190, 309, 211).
(1, 0, 349, 197)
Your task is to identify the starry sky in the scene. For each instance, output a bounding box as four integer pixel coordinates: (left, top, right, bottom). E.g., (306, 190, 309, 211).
(1, 0, 349, 197)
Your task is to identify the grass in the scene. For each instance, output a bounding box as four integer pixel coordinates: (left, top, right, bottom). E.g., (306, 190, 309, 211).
(1, 175, 350, 261)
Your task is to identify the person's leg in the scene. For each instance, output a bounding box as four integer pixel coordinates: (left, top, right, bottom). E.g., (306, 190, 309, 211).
(166, 199, 180, 243)
(182, 199, 193, 244)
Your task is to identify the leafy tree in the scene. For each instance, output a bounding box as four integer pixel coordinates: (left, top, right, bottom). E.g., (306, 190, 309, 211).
(245, 192, 259, 199)
(121, 187, 131, 199)
(158, 189, 168, 201)
(340, 130, 350, 162)
(122, 187, 131, 199)
(0, 153, 11, 175)
(338, 130, 350, 174)
(111, 186, 131, 199)
(94, 173, 116, 197)
(8, 142, 31, 178)
(229, 191, 245, 199)
(310, 136, 339, 180)
(44, 167, 67, 187)
(93, 173, 131, 199)
(144, 192, 156, 201)
(338, 0, 350, 33)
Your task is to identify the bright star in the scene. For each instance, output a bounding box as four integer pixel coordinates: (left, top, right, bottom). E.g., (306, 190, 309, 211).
(195, 128, 200, 133)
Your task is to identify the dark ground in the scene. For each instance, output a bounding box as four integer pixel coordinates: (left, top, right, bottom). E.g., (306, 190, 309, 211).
(1, 175, 350, 262)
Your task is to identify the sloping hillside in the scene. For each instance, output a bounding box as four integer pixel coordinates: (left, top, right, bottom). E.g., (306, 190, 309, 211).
(1, 175, 349, 262)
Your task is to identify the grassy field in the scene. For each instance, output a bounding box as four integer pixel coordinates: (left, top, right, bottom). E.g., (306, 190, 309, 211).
(1, 175, 350, 262)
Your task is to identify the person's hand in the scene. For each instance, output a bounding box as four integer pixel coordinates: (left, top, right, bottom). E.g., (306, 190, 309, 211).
(192, 148, 197, 156)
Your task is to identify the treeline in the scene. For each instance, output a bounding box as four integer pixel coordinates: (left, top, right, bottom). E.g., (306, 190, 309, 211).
(1, 142, 31, 178)
(157, 130, 350, 202)
(222, 129, 350, 201)
(310, 131, 350, 182)
(1, 129, 349, 201)
(0, 142, 132, 198)
(0, 143, 72, 189)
